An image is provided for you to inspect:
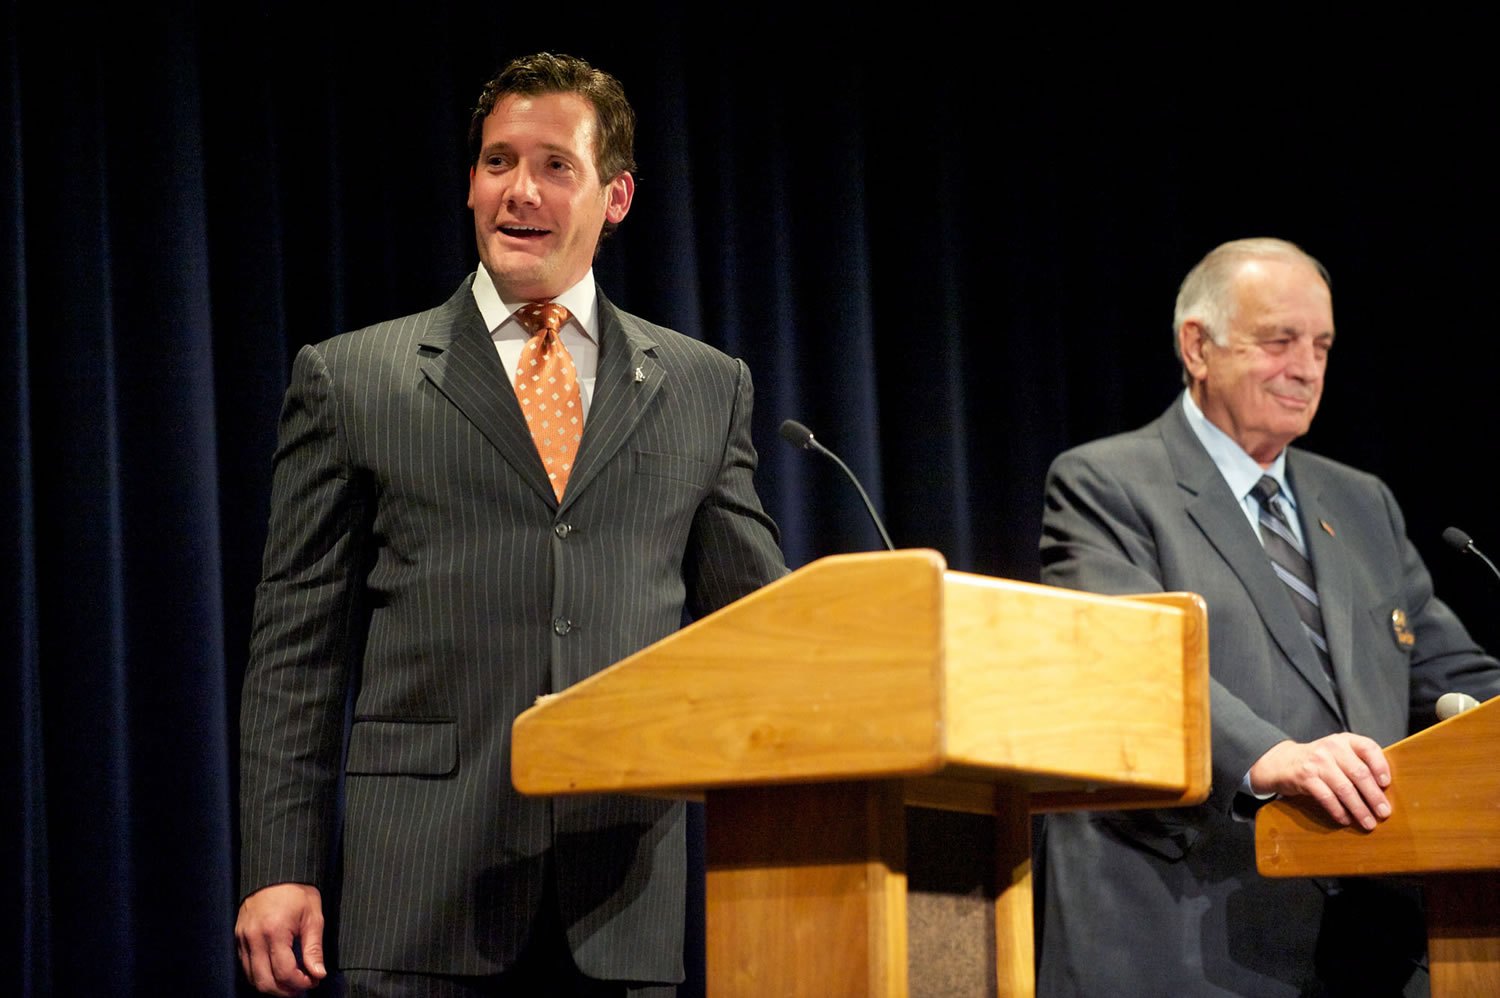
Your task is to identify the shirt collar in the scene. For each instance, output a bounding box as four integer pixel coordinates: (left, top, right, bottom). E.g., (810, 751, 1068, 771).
(471, 266, 599, 342)
(1181, 390, 1295, 509)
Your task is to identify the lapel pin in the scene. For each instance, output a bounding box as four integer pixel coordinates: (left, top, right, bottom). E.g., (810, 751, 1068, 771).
(634, 366, 645, 383)
(1320, 519, 1334, 537)
(1390, 608, 1415, 650)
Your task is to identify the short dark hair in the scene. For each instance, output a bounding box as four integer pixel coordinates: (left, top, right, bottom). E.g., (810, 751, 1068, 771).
(468, 51, 637, 183)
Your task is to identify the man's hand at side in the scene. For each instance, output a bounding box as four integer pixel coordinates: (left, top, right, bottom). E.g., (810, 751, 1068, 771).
(1249, 733, 1393, 830)
(235, 883, 327, 995)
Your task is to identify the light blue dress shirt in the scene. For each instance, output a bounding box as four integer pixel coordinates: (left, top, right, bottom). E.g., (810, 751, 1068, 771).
(1180, 391, 1307, 553)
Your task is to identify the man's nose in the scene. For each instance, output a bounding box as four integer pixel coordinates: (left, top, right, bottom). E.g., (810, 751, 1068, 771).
(1286, 338, 1324, 380)
(505, 161, 540, 208)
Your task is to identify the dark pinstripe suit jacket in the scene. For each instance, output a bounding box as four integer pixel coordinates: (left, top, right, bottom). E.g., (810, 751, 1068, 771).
(239, 275, 786, 982)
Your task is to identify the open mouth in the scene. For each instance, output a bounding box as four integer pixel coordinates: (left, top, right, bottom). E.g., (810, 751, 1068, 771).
(500, 224, 550, 240)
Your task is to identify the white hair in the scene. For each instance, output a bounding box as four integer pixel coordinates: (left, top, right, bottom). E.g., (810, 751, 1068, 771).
(1172, 237, 1331, 382)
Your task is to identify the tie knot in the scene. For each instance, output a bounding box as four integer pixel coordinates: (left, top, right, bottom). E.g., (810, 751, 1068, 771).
(515, 302, 572, 337)
(1250, 475, 1281, 507)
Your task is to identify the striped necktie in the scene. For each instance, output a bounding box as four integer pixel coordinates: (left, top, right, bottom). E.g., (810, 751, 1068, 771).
(1250, 475, 1334, 685)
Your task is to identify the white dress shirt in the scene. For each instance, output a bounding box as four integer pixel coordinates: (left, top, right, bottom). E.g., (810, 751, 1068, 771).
(472, 265, 601, 421)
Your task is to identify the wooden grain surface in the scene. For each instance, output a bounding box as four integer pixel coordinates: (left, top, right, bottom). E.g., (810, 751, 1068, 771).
(992, 784, 1035, 998)
(943, 575, 1209, 805)
(705, 782, 907, 998)
(1257, 696, 1500, 877)
(513, 550, 948, 795)
(514, 551, 1210, 804)
(508, 550, 1215, 997)
(1428, 873, 1500, 998)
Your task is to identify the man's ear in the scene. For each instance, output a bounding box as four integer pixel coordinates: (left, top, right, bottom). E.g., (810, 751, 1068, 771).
(604, 171, 634, 224)
(1179, 320, 1211, 382)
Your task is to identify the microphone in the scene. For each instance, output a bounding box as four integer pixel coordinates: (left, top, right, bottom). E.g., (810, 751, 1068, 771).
(779, 419, 896, 551)
(1443, 526, 1476, 553)
(1443, 526, 1500, 587)
(1438, 527, 1495, 721)
(1436, 691, 1481, 721)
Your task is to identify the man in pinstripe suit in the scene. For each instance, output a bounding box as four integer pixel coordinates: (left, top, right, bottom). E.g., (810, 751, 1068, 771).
(236, 53, 786, 997)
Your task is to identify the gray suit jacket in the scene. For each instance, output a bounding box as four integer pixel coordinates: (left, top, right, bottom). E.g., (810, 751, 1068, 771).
(1036, 399, 1500, 997)
(239, 276, 786, 982)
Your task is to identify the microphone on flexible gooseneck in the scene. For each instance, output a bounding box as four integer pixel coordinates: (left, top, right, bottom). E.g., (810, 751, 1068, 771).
(1442, 526, 1500, 587)
(778, 419, 896, 552)
(1437, 526, 1497, 719)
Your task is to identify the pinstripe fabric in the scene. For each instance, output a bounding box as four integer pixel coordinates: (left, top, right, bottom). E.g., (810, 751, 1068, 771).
(240, 276, 786, 982)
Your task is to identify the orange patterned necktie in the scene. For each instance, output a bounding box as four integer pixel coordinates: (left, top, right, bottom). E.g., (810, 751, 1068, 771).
(512, 302, 582, 500)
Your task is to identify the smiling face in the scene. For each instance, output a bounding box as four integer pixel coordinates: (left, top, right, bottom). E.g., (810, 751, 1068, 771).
(467, 92, 633, 302)
(1180, 257, 1335, 467)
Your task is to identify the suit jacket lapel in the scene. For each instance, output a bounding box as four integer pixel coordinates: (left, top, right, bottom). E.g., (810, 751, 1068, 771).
(559, 293, 663, 514)
(417, 278, 557, 506)
(1159, 403, 1344, 720)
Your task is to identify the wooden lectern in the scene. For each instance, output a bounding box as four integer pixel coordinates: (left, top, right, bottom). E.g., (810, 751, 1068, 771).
(1256, 697, 1500, 998)
(512, 550, 1210, 997)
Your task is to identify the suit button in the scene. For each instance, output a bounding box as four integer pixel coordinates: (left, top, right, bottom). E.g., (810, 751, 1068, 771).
(553, 617, 573, 636)
(554, 523, 572, 538)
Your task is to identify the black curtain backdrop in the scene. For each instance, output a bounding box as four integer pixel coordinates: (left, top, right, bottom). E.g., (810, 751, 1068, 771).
(6, 6, 1497, 995)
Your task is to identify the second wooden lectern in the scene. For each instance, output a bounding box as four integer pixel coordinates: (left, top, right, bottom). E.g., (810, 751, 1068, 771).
(512, 550, 1210, 997)
(1257, 696, 1500, 998)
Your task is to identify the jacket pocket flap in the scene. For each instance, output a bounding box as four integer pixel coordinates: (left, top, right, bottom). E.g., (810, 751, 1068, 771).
(634, 450, 708, 485)
(346, 719, 457, 776)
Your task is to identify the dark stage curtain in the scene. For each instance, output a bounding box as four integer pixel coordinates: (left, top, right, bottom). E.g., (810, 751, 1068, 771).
(7, 7, 1497, 995)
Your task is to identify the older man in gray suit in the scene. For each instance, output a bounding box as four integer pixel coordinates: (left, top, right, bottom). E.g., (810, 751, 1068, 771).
(1037, 238, 1500, 996)
(235, 53, 785, 997)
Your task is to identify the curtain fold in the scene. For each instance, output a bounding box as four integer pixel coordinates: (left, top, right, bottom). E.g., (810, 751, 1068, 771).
(5, 7, 49, 993)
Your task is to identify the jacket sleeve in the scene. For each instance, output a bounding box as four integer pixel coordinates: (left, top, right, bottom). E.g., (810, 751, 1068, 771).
(1376, 478, 1500, 729)
(238, 343, 374, 899)
(683, 358, 787, 619)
